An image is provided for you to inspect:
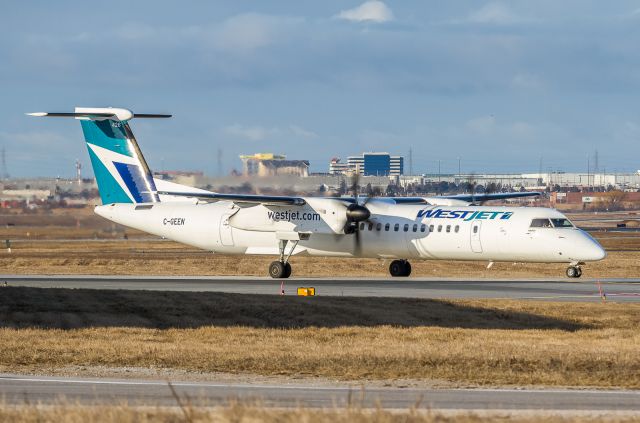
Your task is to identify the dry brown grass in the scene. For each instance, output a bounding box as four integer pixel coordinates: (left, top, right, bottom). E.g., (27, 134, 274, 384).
(1, 402, 635, 423)
(1, 240, 639, 278)
(1, 287, 639, 388)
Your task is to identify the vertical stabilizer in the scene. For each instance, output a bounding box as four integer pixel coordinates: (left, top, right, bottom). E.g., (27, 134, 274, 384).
(28, 107, 171, 204)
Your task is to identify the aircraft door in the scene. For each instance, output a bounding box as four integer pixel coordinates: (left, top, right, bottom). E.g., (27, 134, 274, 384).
(470, 221, 482, 253)
(219, 213, 234, 246)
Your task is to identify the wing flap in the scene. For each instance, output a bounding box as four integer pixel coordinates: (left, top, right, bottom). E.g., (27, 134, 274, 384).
(441, 192, 541, 203)
(384, 192, 540, 205)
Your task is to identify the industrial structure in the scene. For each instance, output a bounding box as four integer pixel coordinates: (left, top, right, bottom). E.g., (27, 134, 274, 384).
(153, 170, 205, 187)
(401, 172, 640, 191)
(1, 147, 9, 180)
(329, 152, 404, 176)
(240, 153, 309, 177)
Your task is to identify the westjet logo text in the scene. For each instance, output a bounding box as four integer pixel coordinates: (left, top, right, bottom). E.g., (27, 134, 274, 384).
(417, 209, 513, 221)
(267, 210, 321, 222)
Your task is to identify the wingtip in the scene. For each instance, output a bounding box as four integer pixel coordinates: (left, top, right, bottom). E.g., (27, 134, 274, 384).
(26, 112, 47, 117)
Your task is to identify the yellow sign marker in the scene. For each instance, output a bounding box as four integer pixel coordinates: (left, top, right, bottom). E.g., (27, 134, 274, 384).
(297, 287, 316, 296)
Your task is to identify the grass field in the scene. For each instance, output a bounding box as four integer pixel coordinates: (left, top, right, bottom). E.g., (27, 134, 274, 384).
(3, 403, 638, 423)
(1, 287, 639, 388)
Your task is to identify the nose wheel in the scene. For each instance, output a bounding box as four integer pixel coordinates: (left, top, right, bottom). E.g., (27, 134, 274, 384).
(566, 266, 582, 278)
(389, 260, 412, 277)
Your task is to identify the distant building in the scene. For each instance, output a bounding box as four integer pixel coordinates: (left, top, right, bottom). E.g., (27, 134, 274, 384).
(0, 189, 51, 201)
(329, 158, 353, 175)
(330, 152, 404, 176)
(154, 170, 204, 187)
(550, 191, 640, 210)
(239, 153, 309, 177)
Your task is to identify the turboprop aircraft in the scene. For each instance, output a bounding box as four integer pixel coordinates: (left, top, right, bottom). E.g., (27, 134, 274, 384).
(28, 107, 606, 279)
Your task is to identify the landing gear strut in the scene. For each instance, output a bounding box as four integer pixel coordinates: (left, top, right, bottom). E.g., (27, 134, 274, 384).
(389, 259, 412, 277)
(566, 265, 582, 278)
(268, 239, 298, 279)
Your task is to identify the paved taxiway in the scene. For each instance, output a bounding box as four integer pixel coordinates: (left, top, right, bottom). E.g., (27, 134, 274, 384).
(1, 374, 638, 412)
(2, 274, 640, 301)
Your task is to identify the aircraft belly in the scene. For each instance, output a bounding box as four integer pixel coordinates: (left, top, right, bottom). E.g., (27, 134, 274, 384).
(96, 203, 227, 251)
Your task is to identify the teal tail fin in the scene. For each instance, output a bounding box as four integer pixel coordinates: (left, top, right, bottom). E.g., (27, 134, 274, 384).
(28, 107, 171, 204)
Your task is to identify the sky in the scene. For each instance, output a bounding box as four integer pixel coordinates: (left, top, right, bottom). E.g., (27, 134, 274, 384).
(2, 1, 640, 178)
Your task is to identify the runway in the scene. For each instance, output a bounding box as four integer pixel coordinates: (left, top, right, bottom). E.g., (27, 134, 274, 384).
(1, 374, 638, 412)
(1, 274, 640, 302)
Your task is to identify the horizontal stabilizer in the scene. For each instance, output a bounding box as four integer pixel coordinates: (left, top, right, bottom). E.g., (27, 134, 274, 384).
(27, 107, 171, 122)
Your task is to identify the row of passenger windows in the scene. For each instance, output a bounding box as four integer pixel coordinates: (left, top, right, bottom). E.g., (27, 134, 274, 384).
(358, 222, 461, 233)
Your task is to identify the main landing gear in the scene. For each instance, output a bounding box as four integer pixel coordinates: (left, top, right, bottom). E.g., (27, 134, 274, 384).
(268, 239, 298, 279)
(389, 259, 412, 277)
(269, 261, 291, 279)
(566, 265, 582, 278)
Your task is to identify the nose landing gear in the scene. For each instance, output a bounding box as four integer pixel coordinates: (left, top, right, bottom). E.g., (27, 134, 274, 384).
(389, 259, 412, 277)
(566, 265, 582, 278)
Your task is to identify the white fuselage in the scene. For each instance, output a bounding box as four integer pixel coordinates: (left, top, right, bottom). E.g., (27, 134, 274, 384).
(95, 198, 606, 264)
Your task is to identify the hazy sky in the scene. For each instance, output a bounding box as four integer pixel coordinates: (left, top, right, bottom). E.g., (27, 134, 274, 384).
(3, 1, 640, 177)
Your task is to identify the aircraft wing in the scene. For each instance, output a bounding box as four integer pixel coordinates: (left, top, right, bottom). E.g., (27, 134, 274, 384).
(159, 190, 539, 207)
(157, 191, 306, 206)
(440, 191, 541, 203)
(390, 191, 541, 205)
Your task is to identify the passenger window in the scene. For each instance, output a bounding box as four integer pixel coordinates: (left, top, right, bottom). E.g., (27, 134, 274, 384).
(376, 223, 382, 231)
(446, 225, 451, 233)
(368, 223, 374, 231)
(420, 224, 426, 232)
(413, 224, 418, 232)
(429, 225, 434, 232)
(438, 225, 442, 232)
(530, 218, 552, 228)
(403, 224, 409, 232)
(473, 226, 478, 234)
(394, 223, 400, 232)
(360, 222, 365, 230)
(385, 223, 390, 231)
(455, 225, 459, 233)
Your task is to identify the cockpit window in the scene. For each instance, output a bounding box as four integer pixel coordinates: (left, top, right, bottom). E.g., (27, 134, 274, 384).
(550, 218, 574, 228)
(530, 218, 552, 228)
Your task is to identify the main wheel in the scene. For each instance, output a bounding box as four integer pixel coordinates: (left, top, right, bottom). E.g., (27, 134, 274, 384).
(269, 261, 287, 278)
(575, 267, 582, 278)
(283, 262, 292, 278)
(566, 266, 579, 278)
(403, 261, 412, 277)
(389, 260, 410, 277)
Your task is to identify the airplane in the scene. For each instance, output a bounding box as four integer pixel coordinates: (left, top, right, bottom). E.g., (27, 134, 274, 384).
(28, 107, 606, 279)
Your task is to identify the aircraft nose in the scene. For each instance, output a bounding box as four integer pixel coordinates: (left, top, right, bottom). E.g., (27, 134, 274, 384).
(580, 232, 607, 261)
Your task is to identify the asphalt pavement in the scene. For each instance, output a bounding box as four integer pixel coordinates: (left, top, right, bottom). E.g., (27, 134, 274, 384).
(1, 374, 638, 412)
(2, 274, 640, 302)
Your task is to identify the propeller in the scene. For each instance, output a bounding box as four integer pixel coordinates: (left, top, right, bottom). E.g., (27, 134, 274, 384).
(350, 172, 360, 203)
(471, 181, 500, 205)
(343, 173, 370, 233)
(478, 181, 499, 205)
(466, 172, 477, 205)
(343, 172, 375, 256)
